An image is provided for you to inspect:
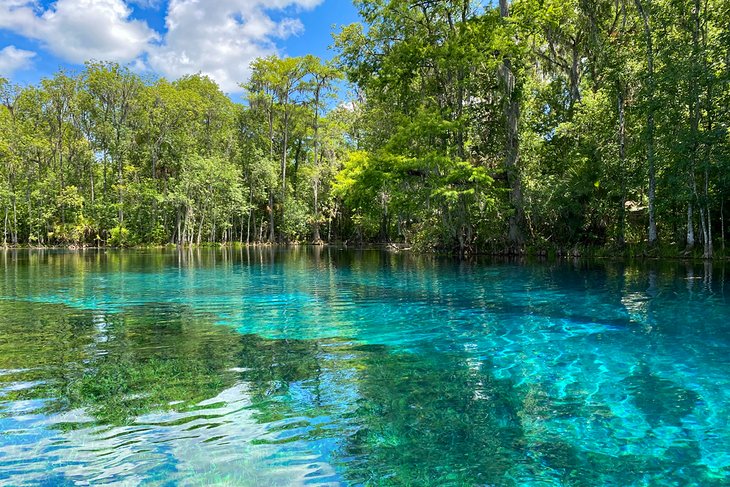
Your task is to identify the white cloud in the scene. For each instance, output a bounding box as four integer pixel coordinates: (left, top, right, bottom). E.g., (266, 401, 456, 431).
(146, 0, 323, 93)
(0, 0, 324, 93)
(0, 45, 36, 76)
(0, 0, 158, 63)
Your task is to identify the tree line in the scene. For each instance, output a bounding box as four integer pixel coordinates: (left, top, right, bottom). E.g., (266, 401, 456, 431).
(0, 57, 350, 247)
(1, 0, 730, 257)
(334, 0, 730, 257)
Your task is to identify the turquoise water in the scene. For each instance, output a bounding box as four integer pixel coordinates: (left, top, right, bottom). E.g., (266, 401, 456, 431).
(0, 248, 729, 486)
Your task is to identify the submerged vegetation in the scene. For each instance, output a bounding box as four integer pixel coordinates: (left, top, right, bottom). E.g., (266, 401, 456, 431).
(1, 249, 729, 485)
(1, 0, 730, 257)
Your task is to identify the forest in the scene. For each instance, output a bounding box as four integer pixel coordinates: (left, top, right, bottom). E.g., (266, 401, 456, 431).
(1, 0, 729, 257)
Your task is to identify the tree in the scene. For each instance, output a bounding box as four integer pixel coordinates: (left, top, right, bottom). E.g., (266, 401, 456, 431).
(303, 56, 342, 243)
(83, 62, 142, 232)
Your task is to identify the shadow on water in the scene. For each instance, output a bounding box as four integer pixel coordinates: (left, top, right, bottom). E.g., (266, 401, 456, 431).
(0, 248, 729, 485)
(622, 363, 700, 428)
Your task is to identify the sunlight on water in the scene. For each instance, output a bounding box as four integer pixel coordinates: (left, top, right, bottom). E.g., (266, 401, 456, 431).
(0, 248, 729, 485)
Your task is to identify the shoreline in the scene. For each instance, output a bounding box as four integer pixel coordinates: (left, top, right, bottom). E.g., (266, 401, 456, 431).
(2, 242, 728, 262)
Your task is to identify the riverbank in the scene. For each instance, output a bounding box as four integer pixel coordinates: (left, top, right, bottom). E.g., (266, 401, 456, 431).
(2, 240, 729, 262)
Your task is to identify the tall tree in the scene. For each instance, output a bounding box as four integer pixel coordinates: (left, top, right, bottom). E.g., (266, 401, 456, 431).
(499, 0, 525, 247)
(634, 0, 658, 247)
(304, 56, 342, 243)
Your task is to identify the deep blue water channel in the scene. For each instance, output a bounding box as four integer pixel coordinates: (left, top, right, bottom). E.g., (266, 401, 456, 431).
(0, 248, 729, 486)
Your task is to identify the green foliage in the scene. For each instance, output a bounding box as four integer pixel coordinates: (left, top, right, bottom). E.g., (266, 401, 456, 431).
(109, 225, 131, 247)
(0, 56, 350, 247)
(2, 0, 730, 255)
(281, 198, 311, 241)
(328, 0, 730, 255)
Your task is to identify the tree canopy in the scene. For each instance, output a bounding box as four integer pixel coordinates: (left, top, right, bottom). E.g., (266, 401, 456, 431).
(1, 0, 729, 257)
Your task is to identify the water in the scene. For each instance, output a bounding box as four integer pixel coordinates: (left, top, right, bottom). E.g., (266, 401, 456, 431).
(0, 248, 728, 486)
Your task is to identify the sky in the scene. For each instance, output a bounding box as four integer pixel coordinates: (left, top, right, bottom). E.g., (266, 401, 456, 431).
(0, 0, 360, 97)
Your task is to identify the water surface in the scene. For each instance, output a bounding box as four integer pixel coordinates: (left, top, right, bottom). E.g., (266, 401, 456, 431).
(0, 248, 729, 485)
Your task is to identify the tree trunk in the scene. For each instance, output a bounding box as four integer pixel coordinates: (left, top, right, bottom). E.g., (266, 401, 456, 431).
(721, 199, 725, 252)
(175, 208, 181, 245)
(3, 206, 7, 246)
(313, 178, 322, 243)
(268, 190, 275, 242)
(499, 0, 524, 248)
(197, 213, 205, 245)
(313, 87, 322, 243)
(699, 206, 709, 257)
(268, 96, 276, 243)
(117, 154, 124, 228)
(634, 0, 658, 247)
(292, 138, 302, 197)
(689, 0, 712, 259)
(90, 163, 95, 203)
(618, 85, 627, 247)
(701, 15, 714, 259)
(11, 197, 17, 245)
(704, 207, 713, 259)
(687, 204, 695, 250)
(280, 110, 290, 242)
(103, 152, 108, 198)
(246, 211, 251, 245)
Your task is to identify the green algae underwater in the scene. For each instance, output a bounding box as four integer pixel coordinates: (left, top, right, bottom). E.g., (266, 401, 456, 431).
(0, 248, 728, 486)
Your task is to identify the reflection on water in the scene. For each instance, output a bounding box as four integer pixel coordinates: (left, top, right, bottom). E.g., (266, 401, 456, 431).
(0, 248, 729, 485)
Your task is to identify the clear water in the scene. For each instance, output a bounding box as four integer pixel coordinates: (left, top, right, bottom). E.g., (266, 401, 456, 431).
(0, 248, 729, 486)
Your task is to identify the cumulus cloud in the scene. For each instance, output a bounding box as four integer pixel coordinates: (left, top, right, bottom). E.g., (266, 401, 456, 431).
(146, 0, 323, 93)
(0, 0, 158, 63)
(0, 45, 36, 76)
(0, 0, 324, 92)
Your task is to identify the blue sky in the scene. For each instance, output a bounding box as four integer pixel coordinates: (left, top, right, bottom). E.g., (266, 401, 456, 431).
(0, 0, 359, 96)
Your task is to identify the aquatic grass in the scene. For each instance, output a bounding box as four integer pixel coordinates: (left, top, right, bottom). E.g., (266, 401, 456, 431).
(0, 249, 729, 485)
